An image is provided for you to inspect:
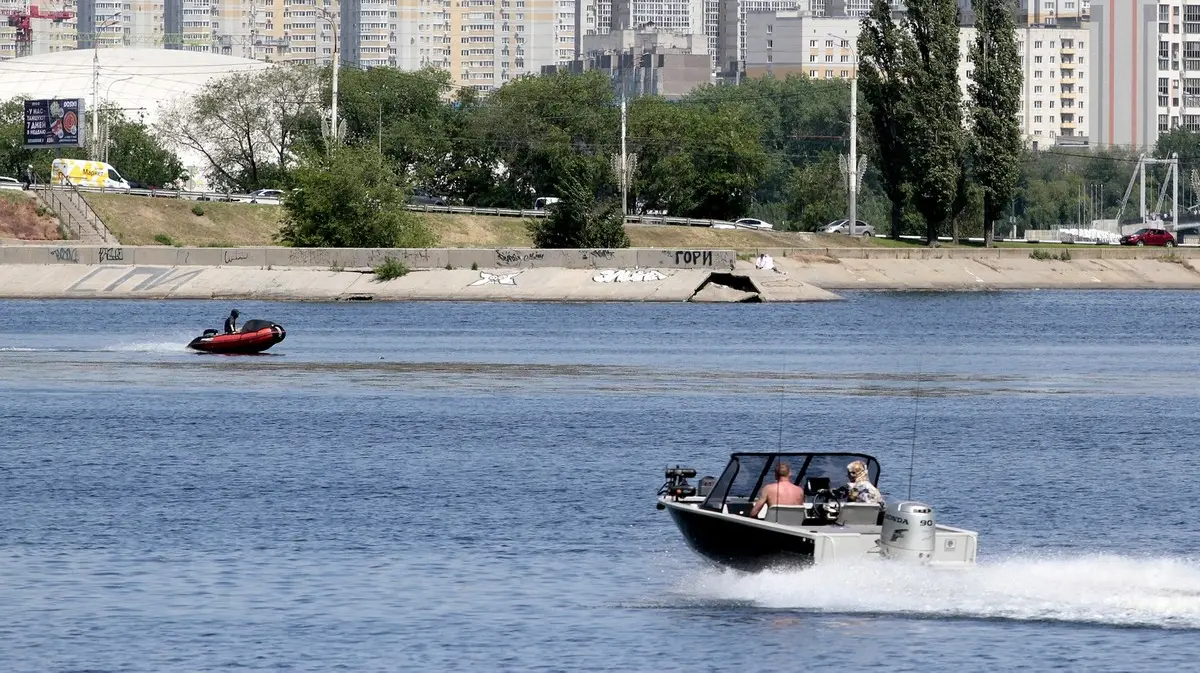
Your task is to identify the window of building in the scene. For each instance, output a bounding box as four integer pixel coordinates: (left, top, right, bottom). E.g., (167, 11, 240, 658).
(1034, 100, 1043, 108)
(1035, 55, 1042, 63)
(767, 40, 773, 48)
(809, 39, 816, 47)
(841, 70, 849, 77)
(810, 54, 817, 62)
(825, 39, 833, 47)
(1035, 85, 1043, 93)
(1034, 70, 1043, 79)
(810, 70, 818, 77)
(1034, 40, 1042, 48)
(825, 54, 833, 62)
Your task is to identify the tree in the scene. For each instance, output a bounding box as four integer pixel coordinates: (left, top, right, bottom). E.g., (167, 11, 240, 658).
(786, 151, 846, 230)
(629, 96, 770, 220)
(158, 66, 320, 192)
(527, 166, 629, 248)
(277, 145, 435, 248)
(969, 0, 1024, 246)
(99, 107, 186, 187)
(462, 71, 618, 207)
(902, 0, 966, 244)
(859, 0, 916, 238)
(328, 67, 461, 192)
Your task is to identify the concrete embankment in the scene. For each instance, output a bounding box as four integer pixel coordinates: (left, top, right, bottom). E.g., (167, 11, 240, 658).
(752, 247, 1200, 290)
(0, 245, 837, 302)
(4, 243, 1200, 301)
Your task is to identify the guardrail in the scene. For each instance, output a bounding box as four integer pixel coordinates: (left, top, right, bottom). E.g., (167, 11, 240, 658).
(67, 184, 742, 228)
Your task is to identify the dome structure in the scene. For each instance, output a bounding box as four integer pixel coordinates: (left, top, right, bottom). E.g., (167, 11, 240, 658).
(0, 49, 277, 187)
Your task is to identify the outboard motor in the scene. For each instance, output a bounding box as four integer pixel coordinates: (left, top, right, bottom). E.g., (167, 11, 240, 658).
(879, 501, 936, 563)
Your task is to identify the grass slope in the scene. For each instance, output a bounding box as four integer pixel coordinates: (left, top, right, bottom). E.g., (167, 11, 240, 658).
(84, 192, 885, 249)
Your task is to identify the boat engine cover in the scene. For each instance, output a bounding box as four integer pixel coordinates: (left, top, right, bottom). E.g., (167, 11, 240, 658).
(879, 501, 935, 562)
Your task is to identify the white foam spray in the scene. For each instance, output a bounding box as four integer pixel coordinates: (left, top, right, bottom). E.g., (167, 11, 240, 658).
(681, 554, 1200, 629)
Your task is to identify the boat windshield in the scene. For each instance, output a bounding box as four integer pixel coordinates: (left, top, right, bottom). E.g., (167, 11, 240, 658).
(700, 452, 880, 512)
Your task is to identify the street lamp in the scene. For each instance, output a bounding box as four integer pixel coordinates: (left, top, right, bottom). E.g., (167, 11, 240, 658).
(829, 33, 859, 237)
(318, 7, 340, 150)
(92, 14, 125, 160)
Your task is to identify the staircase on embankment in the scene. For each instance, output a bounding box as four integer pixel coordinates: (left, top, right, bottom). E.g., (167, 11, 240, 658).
(32, 185, 118, 245)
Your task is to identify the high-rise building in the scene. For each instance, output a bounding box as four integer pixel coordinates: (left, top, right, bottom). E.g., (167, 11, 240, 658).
(742, 11, 1092, 148)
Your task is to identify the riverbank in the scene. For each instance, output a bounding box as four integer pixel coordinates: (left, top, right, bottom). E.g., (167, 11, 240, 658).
(1, 245, 1198, 301)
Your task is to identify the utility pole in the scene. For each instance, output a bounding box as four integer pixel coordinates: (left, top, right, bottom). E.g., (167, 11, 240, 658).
(319, 8, 340, 152)
(849, 60, 858, 237)
(1173, 152, 1180, 230)
(620, 67, 628, 217)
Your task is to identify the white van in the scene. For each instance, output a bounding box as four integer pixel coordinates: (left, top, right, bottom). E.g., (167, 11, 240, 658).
(51, 159, 131, 190)
(533, 197, 560, 210)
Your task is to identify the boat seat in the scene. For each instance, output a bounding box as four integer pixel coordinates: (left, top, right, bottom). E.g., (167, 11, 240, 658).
(764, 505, 808, 526)
(836, 502, 883, 526)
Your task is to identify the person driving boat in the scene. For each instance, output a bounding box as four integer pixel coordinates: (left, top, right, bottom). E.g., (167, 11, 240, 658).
(845, 460, 882, 504)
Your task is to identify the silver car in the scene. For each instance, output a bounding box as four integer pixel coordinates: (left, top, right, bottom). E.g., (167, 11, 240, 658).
(735, 218, 774, 230)
(822, 219, 875, 237)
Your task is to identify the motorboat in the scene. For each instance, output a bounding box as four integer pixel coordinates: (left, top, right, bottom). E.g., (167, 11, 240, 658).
(656, 452, 977, 571)
(187, 319, 286, 354)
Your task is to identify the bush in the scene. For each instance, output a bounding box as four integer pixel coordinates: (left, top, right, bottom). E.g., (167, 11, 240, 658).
(527, 169, 629, 249)
(1030, 248, 1070, 261)
(191, 205, 205, 216)
(153, 233, 178, 246)
(374, 258, 410, 281)
(277, 145, 435, 248)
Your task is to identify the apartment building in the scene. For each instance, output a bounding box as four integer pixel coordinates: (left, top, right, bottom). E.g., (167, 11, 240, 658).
(577, 0, 711, 65)
(743, 12, 1092, 148)
(0, 0, 79, 58)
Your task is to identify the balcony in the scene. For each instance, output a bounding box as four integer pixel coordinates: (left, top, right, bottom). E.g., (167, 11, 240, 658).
(1060, 90, 1076, 98)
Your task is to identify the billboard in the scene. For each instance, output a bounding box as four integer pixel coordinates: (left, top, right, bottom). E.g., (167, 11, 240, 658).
(24, 98, 85, 149)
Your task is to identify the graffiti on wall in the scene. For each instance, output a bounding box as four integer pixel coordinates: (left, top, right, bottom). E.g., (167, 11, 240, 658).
(66, 266, 204, 295)
(469, 271, 521, 286)
(49, 247, 78, 262)
(98, 247, 124, 263)
(495, 249, 544, 267)
(592, 268, 667, 283)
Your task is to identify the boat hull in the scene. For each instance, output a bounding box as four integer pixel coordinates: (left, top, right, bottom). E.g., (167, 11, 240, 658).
(187, 325, 285, 354)
(666, 502, 815, 571)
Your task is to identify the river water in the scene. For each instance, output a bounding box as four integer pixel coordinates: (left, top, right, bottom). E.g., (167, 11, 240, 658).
(2, 293, 1200, 671)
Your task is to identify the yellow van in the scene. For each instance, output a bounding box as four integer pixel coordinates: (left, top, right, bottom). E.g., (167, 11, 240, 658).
(51, 159, 131, 190)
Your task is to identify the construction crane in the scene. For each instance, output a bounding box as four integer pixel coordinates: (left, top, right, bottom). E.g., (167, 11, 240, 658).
(6, 5, 75, 59)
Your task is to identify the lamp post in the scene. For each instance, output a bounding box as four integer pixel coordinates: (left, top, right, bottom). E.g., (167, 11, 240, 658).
(92, 14, 124, 160)
(318, 8, 340, 151)
(830, 34, 858, 237)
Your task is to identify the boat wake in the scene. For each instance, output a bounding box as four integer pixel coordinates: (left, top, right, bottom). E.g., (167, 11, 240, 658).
(678, 554, 1200, 629)
(104, 341, 189, 353)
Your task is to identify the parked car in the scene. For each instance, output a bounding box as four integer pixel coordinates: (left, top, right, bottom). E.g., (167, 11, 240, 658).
(822, 219, 875, 237)
(246, 189, 284, 204)
(533, 196, 560, 210)
(1119, 227, 1176, 246)
(734, 217, 774, 230)
(0, 176, 24, 191)
(410, 190, 449, 206)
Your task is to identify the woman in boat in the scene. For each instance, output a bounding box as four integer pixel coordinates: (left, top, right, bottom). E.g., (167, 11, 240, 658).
(846, 460, 882, 504)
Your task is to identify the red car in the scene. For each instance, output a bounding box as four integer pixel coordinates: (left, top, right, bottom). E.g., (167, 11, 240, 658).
(1119, 228, 1176, 246)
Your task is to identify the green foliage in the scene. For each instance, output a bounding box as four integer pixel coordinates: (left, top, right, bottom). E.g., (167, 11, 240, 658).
(277, 145, 435, 248)
(902, 0, 966, 244)
(153, 233, 177, 246)
(191, 205, 205, 216)
(859, 0, 916, 237)
(527, 167, 629, 249)
(374, 258, 411, 280)
(99, 107, 186, 187)
(158, 67, 319, 192)
(786, 151, 846, 231)
(969, 0, 1025, 245)
(1030, 248, 1071, 261)
(462, 71, 618, 207)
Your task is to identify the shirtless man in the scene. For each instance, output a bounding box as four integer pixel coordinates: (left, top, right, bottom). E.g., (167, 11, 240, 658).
(748, 462, 806, 518)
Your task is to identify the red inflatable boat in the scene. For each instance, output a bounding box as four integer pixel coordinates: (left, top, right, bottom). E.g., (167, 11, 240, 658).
(187, 319, 286, 354)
